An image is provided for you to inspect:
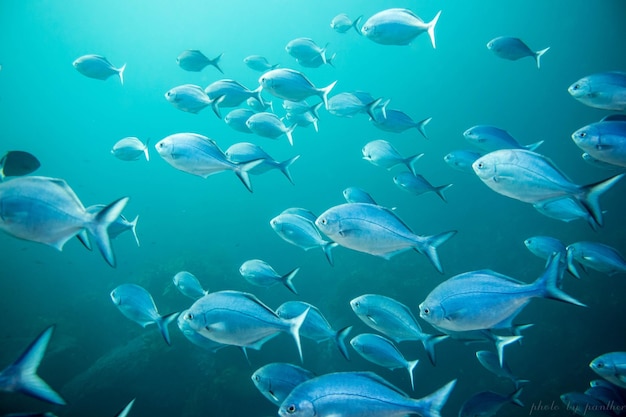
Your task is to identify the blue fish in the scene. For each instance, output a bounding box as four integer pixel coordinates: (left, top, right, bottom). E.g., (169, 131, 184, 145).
(342, 186, 378, 205)
(524, 235, 568, 283)
(176, 50, 223, 73)
(110, 283, 178, 345)
(370, 108, 431, 138)
(204, 79, 264, 117)
(459, 389, 524, 417)
(560, 392, 612, 417)
(330, 13, 362, 34)
(225, 142, 300, 185)
(258, 68, 337, 108)
(164, 84, 221, 116)
(566, 241, 626, 278)
(486, 36, 550, 68)
(73, 54, 126, 84)
(475, 350, 528, 390)
(568, 72, 626, 111)
(246, 112, 297, 145)
(393, 172, 452, 203)
(361, 9, 442, 48)
(111, 137, 150, 162)
(327, 92, 383, 118)
(172, 271, 208, 299)
(0, 326, 65, 405)
(85, 204, 140, 247)
(224, 108, 255, 134)
(286, 38, 328, 66)
(532, 196, 601, 230)
(571, 121, 626, 168)
(244, 55, 279, 72)
(239, 259, 300, 294)
(443, 149, 482, 173)
(362, 140, 423, 175)
(463, 125, 544, 152)
(252, 362, 315, 406)
(177, 309, 224, 352)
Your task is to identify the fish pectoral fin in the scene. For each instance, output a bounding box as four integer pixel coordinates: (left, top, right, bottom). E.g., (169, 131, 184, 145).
(366, 315, 378, 325)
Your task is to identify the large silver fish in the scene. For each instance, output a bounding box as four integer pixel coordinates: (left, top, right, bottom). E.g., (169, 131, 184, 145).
(361, 8, 441, 48)
(0, 176, 128, 267)
(472, 148, 624, 227)
(315, 203, 456, 273)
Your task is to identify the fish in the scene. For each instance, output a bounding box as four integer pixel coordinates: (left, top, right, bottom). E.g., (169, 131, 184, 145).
(176, 50, 223, 73)
(361, 8, 442, 48)
(327, 92, 384, 118)
(252, 362, 315, 406)
(443, 150, 482, 173)
(315, 203, 456, 273)
(362, 140, 423, 175)
(182, 290, 309, 362)
(276, 301, 352, 360)
(270, 208, 338, 266)
(560, 392, 613, 417)
(0, 176, 128, 267)
(568, 71, 626, 111)
(285, 38, 328, 66)
(584, 384, 626, 411)
(571, 121, 626, 168)
(343, 186, 378, 205)
(472, 148, 625, 227)
(370, 108, 432, 138)
(582, 152, 623, 170)
(278, 371, 456, 417)
(204, 79, 264, 117)
(172, 271, 208, 299)
(350, 294, 447, 365)
(532, 196, 601, 229)
(73, 54, 126, 84)
(285, 111, 319, 132)
(247, 96, 274, 112)
(258, 68, 337, 109)
(393, 172, 452, 203)
(486, 36, 550, 69)
(475, 350, 528, 390)
(244, 55, 279, 72)
(459, 389, 524, 417)
(295, 53, 336, 69)
(225, 142, 300, 184)
(523, 235, 568, 283)
(350, 333, 419, 390)
(463, 125, 544, 152)
(85, 204, 140, 247)
(0, 325, 66, 405)
(154, 132, 263, 192)
(224, 108, 256, 133)
(566, 241, 626, 278)
(110, 283, 178, 345)
(0, 151, 40, 180)
(330, 14, 362, 34)
(246, 112, 297, 146)
(111, 137, 150, 162)
(239, 259, 300, 294)
(418, 253, 585, 334)
(164, 84, 221, 116)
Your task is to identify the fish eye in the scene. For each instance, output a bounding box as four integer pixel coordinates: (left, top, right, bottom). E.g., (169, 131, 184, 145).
(422, 307, 430, 315)
(184, 313, 193, 321)
(254, 375, 260, 381)
(319, 218, 327, 225)
(477, 162, 484, 169)
(579, 132, 587, 138)
(573, 84, 580, 90)
(287, 405, 297, 414)
(596, 361, 604, 368)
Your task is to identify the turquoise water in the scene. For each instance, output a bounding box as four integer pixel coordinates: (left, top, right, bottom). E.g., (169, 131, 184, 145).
(1, 1, 625, 416)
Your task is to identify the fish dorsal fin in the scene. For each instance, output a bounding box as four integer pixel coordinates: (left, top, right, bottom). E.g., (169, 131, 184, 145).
(354, 372, 408, 397)
(282, 207, 317, 221)
(447, 270, 525, 284)
(44, 177, 86, 210)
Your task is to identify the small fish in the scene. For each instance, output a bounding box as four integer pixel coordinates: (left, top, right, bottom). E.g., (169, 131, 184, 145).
(270, 208, 338, 266)
(361, 8, 442, 48)
(85, 204, 140, 247)
(459, 389, 524, 417)
(419, 253, 585, 333)
(246, 112, 297, 145)
(560, 392, 612, 417)
(571, 121, 626, 168)
(532, 196, 601, 230)
(172, 271, 208, 299)
(285, 111, 319, 132)
(110, 283, 178, 345)
(362, 140, 423, 174)
(584, 384, 626, 411)
(252, 362, 315, 406)
(568, 72, 626, 111)
(296, 53, 336, 69)
(0, 326, 66, 405)
(524, 235, 567, 264)
(247, 96, 274, 112)
(486, 36, 550, 69)
(330, 14, 362, 34)
(277, 301, 352, 360)
(224, 108, 255, 133)
(155, 132, 263, 192)
(244, 55, 279, 72)
(0, 150, 40, 180)
(111, 137, 149, 162)
(204, 79, 263, 117)
(239, 259, 300, 294)
(73, 54, 126, 84)
(176, 50, 223, 73)
(393, 172, 452, 203)
(350, 333, 419, 390)
(278, 372, 456, 417)
(476, 350, 528, 390)
(443, 149, 482, 173)
(226, 142, 300, 184)
(316, 203, 456, 273)
(590, 352, 626, 389)
(258, 68, 337, 109)
(164, 84, 221, 116)
(327, 92, 384, 118)
(343, 186, 378, 205)
(285, 38, 328, 66)
(370, 108, 432, 138)
(566, 241, 626, 278)
(463, 125, 544, 152)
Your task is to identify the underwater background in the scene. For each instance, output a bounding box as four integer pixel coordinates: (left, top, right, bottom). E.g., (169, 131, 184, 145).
(1, 0, 626, 416)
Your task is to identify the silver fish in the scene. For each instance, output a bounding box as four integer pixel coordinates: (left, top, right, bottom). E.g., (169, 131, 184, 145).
(244, 55, 279, 72)
(571, 121, 626, 168)
(224, 108, 255, 133)
(204, 79, 263, 117)
(486, 36, 550, 69)
(176, 50, 223, 73)
(327, 92, 383, 118)
(590, 352, 626, 389)
(532, 196, 601, 229)
(315, 203, 456, 273)
(568, 72, 626, 111)
(362, 139, 423, 174)
(258, 68, 337, 108)
(177, 309, 224, 352)
(0, 176, 128, 267)
(443, 149, 482, 173)
(111, 137, 149, 162)
(239, 259, 300, 294)
(164, 84, 220, 116)
(361, 9, 441, 48)
(285, 38, 328, 65)
(252, 362, 315, 406)
(330, 14, 362, 34)
(393, 172, 452, 203)
(246, 112, 297, 145)
(370, 108, 431, 138)
(172, 271, 208, 299)
(566, 241, 626, 278)
(463, 125, 543, 152)
(225, 142, 300, 184)
(343, 186, 378, 205)
(73, 54, 125, 84)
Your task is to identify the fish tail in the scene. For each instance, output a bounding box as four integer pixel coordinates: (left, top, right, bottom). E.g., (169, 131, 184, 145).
(310, 102, 324, 121)
(234, 158, 265, 193)
(210, 52, 224, 74)
(535, 253, 586, 307)
(426, 11, 442, 49)
(210, 95, 226, 119)
(155, 312, 179, 346)
(287, 307, 310, 363)
(565, 246, 582, 279)
(352, 15, 363, 35)
(3, 326, 66, 405)
(420, 334, 449, 366)
(493, 334, 522, 367)
(434, 183, 453, 203)
(320, 43, 329, 65)
(285, 123, 297, 146)
(115, 399, 136, 417)
(416, 117, 432, 140)
(319, 80, 338, 110)
(322, 241, 339, 266)
(404, 152, 424, 176)
(524, 140, 544, 152)
(365, 98, 383, 120)
(278, 154, 301, 185)
(326, 52, 337, 68)
(581, 173, 624, 227)
(534, 47, 550, 69)
(514, 378, 531, 391)
(334, 325, 353, 361)
(89, 196, 130, 267)
(77, 229, 92, 250)
(281, 266, 301, 294)
(406, 359, 419, 391)
(251, 86, 265, 109)
(418, 230, 457, 274)
(411, 379, 456, 417)
(143, 138, 151, 161)
(129, 215, 140, 247)
(509, 387, 525, 407)
(117, 63, 126, 85)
